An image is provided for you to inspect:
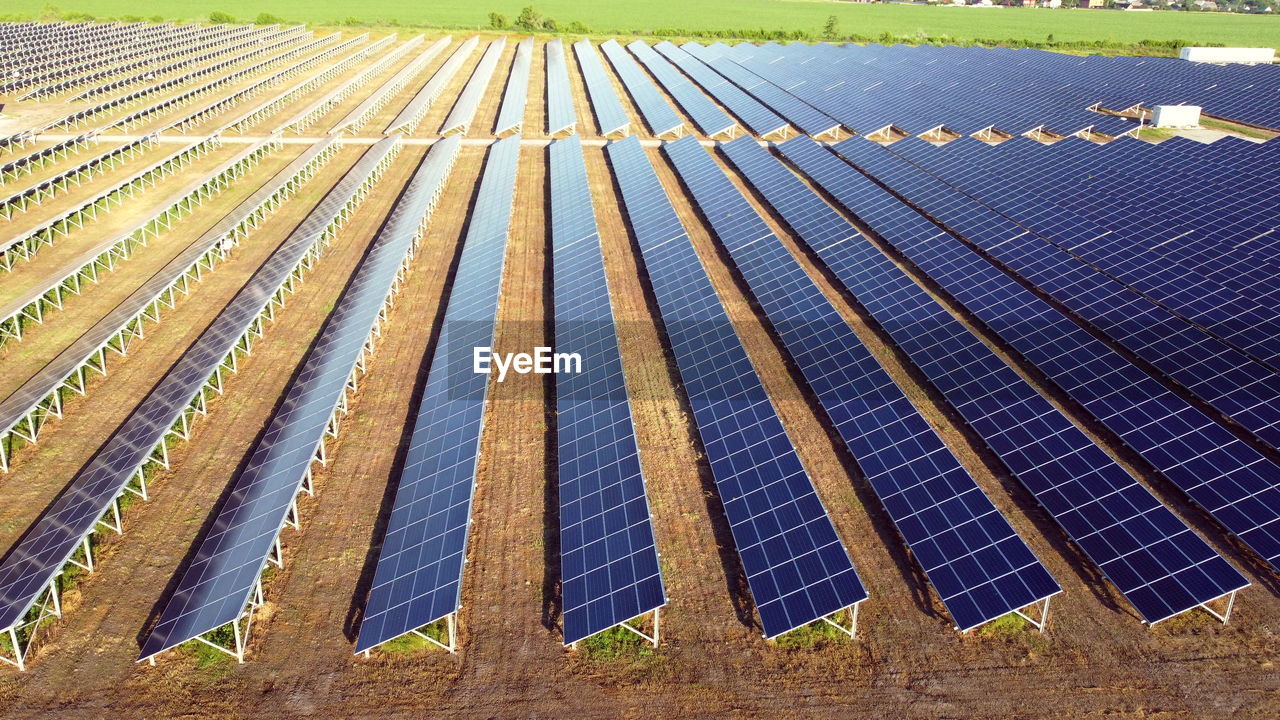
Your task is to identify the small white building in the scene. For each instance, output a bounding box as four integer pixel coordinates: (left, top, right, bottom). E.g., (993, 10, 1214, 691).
(1152, 105, 1202, 128)
(1179, 47, 1276, 64)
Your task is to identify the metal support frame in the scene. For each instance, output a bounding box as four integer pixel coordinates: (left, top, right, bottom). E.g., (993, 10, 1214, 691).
(0, 137, 337, 473)
(568, 606, 663, 650)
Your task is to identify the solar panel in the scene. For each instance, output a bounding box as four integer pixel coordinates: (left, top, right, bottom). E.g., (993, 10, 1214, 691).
(606, 135, 867, 639)
(599, 40, 682, 137)
(387, 36, 480, 134)
(550, 136, 666, 645)
(626, 41, 735, 138)
(0, 138, 398, 668)
(441, 37, 508, 136)
(356, 134, 522, 653)
(546, 38, 576, 135)
(494, 37, 533, 136)
(652, 42, 786, 138)
(775, 135, 1249, 625)
(573, 40, 630, 136)
(332, 37, 452, 134)
(673, 135, 1059, 631)
(831, 138, 1280, 578)
(139, 137, 459, 663)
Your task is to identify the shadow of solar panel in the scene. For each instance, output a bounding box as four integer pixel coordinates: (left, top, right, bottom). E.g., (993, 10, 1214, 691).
(606, 135, 866, 638)
(138, 137, 459, 662)
(776, 135, 1248, 625)
(573, 40, 629, 136)
(672, 135, 1061, 631)
(546, 39, 576, 135)
(550, 136, 666, 645)
(0, 137, 399, 641)
(356, 134, 521, 653)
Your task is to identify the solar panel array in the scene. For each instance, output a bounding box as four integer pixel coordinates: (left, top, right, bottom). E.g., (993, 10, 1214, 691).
(626, 41, 736, 138)
(441, 37, 508, 136)
(546, 38, 577, 135)
(653, 41, 786, 138)
(829, 138, 1280, 577)
(356, 134, 522, 653)
(775, 136, 1249, 625)
(888, 137, 1280, 370)
(140, 136, 458, 662)
(607, 135, 867, 638)
(687, 135, 1060, 631)
(550, 136, 666, 645)
(0, 137, 397, 640)
(886, 136, 1280, 452)
(332, 36, 452, 134)
(573, 40, 630, 137)
(494, 37, 534, 136)
(599, 40, 683, 138)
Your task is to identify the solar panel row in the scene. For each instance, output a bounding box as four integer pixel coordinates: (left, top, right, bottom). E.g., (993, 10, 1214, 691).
(140, 136, 459, 664)
(652, 41, 787, 138)
(550, 135, 667, 645)
(573, 40, 630, 137)
(0, 137, 396, 669)
(332, 37, 452, 134)
(697, 135, 1061, 631)
(386, 36, 480, 134)
(356, 134, 522, 654)
(626, 41, 736, 138)
(774, 136, 1249, 626)
(607, 135, 867, 639)
(546, 38, 577, 135)
(600, 40, 683, 138)
(441, 37, 508, 136)
(494, 37, 534, 136)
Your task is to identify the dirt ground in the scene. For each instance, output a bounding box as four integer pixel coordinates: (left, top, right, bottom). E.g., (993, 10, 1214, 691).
(0, 30, 1277, 720)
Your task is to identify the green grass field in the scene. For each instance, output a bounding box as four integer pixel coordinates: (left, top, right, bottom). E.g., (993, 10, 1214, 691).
(4, 1, 1277, 53)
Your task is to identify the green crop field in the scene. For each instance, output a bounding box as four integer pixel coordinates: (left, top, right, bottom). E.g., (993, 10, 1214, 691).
(5, 0, 1278, 53)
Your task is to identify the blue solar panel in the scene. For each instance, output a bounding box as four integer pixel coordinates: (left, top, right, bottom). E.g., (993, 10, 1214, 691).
(139, 136, 461, 662)
(356, 135, 521, 653)
(627, 41, 735, 138)
(573, 40, 630, 136)
(775, 136, 1249, 625)
(681, 42, 840, 138)
(550, 135, 666, 645)
(829, 137, 1280, 579)
(546, 39, 576, 135)
(653, 41, 786, 138)
(494, 37, 533, 135)
(670, 135, 1060, 631)
(441, 37, 507, 135)
(599, 39, 683, 137)
(606, 135, 867, 638)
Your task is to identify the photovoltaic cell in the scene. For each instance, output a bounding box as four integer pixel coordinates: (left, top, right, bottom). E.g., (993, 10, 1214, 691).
(140, 136, 459, 661)
(356, 134, 521, 653)
(692, 135, 1060, 631)
(606, 135, 866, 638)
(550, 135, 666, 645)
(775, 136, 1248, 625)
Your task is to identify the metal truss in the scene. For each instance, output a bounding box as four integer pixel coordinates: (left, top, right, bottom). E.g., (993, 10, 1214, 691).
(0, 132, 99, 186)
